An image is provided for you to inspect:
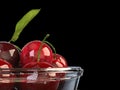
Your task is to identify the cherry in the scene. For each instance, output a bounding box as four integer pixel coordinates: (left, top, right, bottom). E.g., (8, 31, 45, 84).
(19, 33, 62, 90)
(19, 62, 59, 90)
(20, 40, 53, 67)
(43, 41, 68, 68)
(0, 41, 20, 68)
(52, 53, 68, 67)
(0, 58, 12, 69)
(0, 58, 15, 90)
(51, 53, 68, 80)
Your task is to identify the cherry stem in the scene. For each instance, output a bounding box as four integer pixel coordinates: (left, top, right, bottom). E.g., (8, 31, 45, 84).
(8, 41, 22, 51)
(44, 41, 57, 59)
(37, 34, 50, 62)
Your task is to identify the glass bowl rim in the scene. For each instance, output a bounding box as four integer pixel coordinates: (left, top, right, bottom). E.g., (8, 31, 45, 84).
(0, 66, 83, 71)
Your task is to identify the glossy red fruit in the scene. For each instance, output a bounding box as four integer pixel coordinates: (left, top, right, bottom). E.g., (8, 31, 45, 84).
(20, 40, 53, 67)
(0, 58, 15, 90)
(0, 41, 20, 68)
(52, 53, 68, 67)
(20, 62, 59, 90)
(0, 58, 12, 69)
(52, 54, 68, 79)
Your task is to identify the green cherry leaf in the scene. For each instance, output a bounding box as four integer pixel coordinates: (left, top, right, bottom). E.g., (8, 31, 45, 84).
(9, 8, 41, 42)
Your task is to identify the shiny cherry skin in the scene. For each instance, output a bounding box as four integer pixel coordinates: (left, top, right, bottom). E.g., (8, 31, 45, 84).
(0, 58, 15, 90)
(0, 41, 20, 68)
(52, 54, 68, 78)
(0, 58, 12, 69)
(52, 53, 68, 67)
(20, 40, 53, 67)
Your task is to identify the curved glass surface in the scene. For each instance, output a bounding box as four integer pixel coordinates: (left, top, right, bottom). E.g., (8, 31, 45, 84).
(0, 66, 83, 90)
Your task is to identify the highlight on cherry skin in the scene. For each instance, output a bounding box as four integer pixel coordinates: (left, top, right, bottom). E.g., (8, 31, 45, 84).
(0, 41, 20, 68)
(0, 58, 12, 69)
(52, 53, 68, 67)
(0, 58, 13, 78)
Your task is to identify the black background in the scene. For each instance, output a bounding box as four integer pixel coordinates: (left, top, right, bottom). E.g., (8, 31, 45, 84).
(0, 1, 96, 90)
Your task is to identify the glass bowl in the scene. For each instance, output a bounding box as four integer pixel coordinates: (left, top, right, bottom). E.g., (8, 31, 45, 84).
(0, 66, 83, 90)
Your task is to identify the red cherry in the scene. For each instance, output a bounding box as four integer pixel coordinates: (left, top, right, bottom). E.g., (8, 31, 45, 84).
(51, 54, 68, 79)
(0, 41, 20, 68)
(0, 58, 15, 90)
(0, 58, 12, 68)
(0, 58, 13, 78)
(52, 53, 68, 67)
(20, 40, 53, 67)
(19, 62, 59, 90)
